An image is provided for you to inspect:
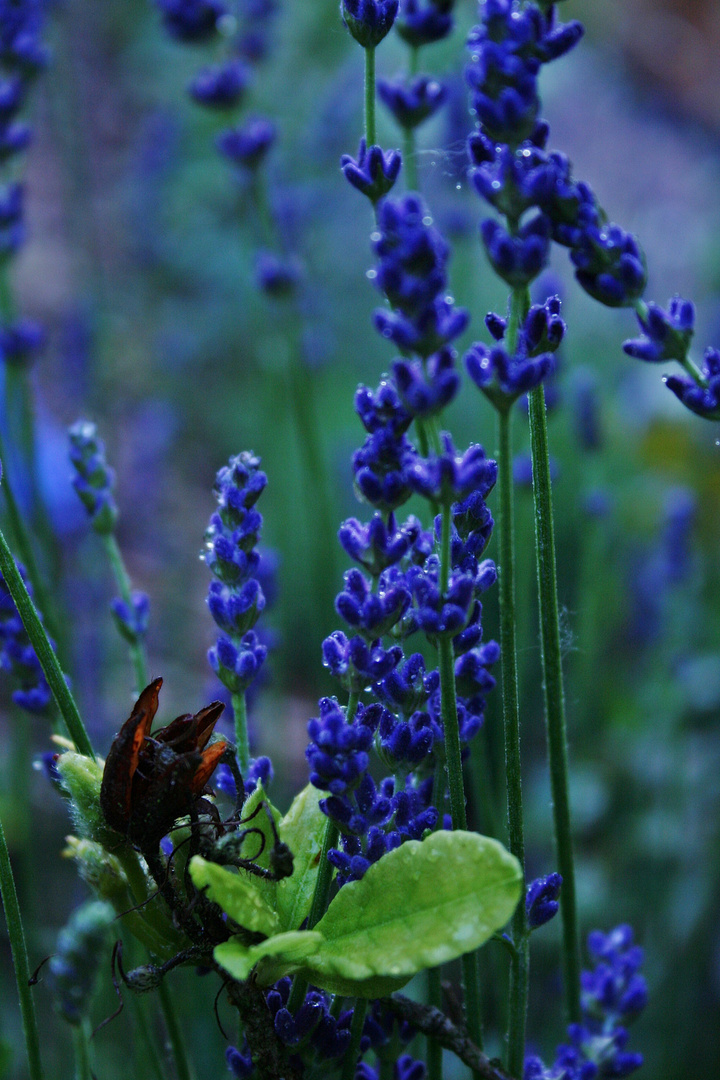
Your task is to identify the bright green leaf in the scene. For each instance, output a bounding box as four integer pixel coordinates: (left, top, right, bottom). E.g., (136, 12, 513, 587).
(240, 783, 282, 873)
(235, 782, 282, 910)
(189, 856, 280, 938)
(302, 830, 522, 997)
(214, 930, 323, 984)
(277, 783, 327, 931)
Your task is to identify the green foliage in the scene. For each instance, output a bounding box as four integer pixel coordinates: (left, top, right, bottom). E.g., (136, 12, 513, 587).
(193, 829, 522, 998)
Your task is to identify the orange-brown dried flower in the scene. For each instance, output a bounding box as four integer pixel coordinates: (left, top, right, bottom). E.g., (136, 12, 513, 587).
(100, 678, 227, 849)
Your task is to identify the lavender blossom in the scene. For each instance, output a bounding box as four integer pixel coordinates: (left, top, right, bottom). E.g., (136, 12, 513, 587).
(341, 0, 399, 48)
(203, 452, 269, 695)
(341, 138, 402, 204)
(155, 0, 227, 42)
(0, 559, 52, 712)
(217, 117, 277, 170)
(378, 74, 447, 129)
(68, 421, 118, 535)
(372, 193, 469, 358)
(664, 346, 720, 420)
(395, 0, 453, 47)
(525, 925, 647, 1079)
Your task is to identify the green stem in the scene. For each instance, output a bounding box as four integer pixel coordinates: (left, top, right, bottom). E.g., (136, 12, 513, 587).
(3, 362, 60, 621)
(496, 288, 529, 1073)
(102, 532, 149, 695)
(130, 994, 166, 1080)
(527, 384, 580, 1024)
(72, 1020, 93, 1080)
(0, 426, 60, 653)
(287, 343, 337, 629)
(0, 816, 45, 1080)
(365, 46, 376, 146)
(438, 507, 482, 1056)
(231, 691, 250, 776)
(341, 999, 368, 1080)
(0, 523, 94, 758)
(158, 981, 194, 1080)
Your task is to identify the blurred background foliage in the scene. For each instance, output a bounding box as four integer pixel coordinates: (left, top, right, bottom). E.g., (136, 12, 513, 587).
(0, 0, 719, 1076)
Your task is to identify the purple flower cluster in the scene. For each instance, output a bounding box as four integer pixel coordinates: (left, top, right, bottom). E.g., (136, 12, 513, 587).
(309, 374, 499, 881)
(0, 559, 52, 713)
(465, 294, 564, 411)
(525, 925, 647, 1080)
(378, 74, 447, 130)
(465, 0, 582, 147)
(466, 1, 720, 420)
(0, 0, 48, 73)
(466, 105, 645, 310)
(395, 0, 453, 48)
(155, 0, 278, 175)
(226, 977, 353, 1077)
(372, 193, 469, 360)
(68, 421, 118, 536)
(306, 697, 438, 883)
(203, 452, 269, 696)
(155, 0, 227, 42)
(341, 139, 402, 204)
(0, 0, 48, 361)
(110, 592, 150, 647)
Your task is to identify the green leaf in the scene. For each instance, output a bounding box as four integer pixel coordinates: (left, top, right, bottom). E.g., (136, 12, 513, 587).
(189, 856, 280, 938)
(205, 831, 520, 997)
(236, 782, 282, 910)
(277, 783, 327, 931)
(0, 1037, 11, 1078)
(214, 930, 323, 984)
(302, 830, 522, 997)
(240, 783, 282, 873)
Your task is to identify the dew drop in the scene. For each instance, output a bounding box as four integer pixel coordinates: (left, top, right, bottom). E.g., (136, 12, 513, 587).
(366, 268, 377, 280)
(370, 230, 381, 243)
(455, 183, 462, 191)
(422, 214, 433, 226)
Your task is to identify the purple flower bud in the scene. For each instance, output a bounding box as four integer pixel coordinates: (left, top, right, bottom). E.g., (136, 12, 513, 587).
(378, 74, 447, 130)
(341, 138, 402, 204)
(525, 871, 562, 929)
(664, 345, 720, 420)
(217, 117, 276, 169)
(156, 0, 227, 42)
(189, 59, 250, 109)
(341, 0, 399, 48)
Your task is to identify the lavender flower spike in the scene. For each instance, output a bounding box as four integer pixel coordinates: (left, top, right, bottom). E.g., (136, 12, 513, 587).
(623, 296, 695, 364)
(68, 420, 118, 535)
(341, 138, 402, 204)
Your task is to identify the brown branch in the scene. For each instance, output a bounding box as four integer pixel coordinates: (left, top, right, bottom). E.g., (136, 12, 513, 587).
(380, 994, 517, 1080)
